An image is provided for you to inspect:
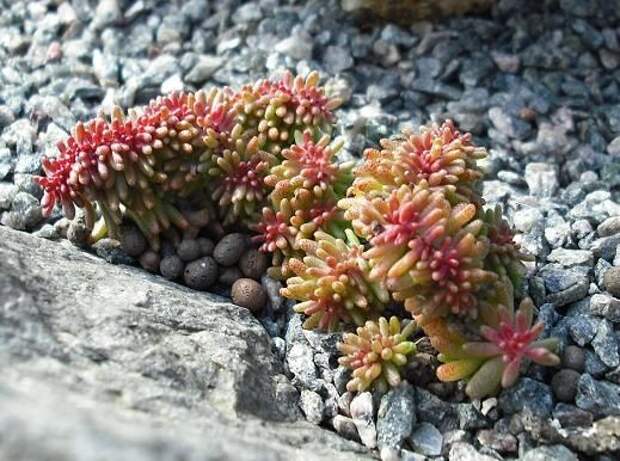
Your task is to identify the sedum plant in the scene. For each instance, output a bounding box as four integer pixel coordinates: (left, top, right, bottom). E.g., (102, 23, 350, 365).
(36, 69, 556, 402)
(282, 230, 389, 330)
(338, 316, 417, 393)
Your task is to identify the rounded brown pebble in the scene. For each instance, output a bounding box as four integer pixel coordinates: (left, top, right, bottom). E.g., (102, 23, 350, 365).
(231, 278, 266, 312)
(218, 266, 243, 286)
(551, 369, 580, 402)
(139, 251, 160, 273)
(213, 233, 248, 266)
(239, 248, 270, 280)
(604, 267, 620, 297)
(160, 255, 184, 280)
(120, 224, 147, 257)
(197, 237, 214, 256)
(562, 345, 585, 372)
(177, 239, 201, 262)
(184, 256, 218, 290)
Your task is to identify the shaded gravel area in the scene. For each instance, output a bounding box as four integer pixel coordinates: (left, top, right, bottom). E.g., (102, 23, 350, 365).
(1, 0, 619, 459)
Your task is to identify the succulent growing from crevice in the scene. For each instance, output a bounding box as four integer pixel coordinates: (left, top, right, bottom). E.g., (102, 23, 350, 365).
(435, 297, 560, 399)
(338, 316, 417, 393)
(282, 230, 389, 330)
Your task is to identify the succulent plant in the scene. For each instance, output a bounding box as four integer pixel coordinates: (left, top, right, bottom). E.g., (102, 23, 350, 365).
(266, 131, 353, 203)
(435, 297, 560, 399)
(340, 183, 497, 325)
(281, 229, 389, 330)
(348, 120, 486, 203)
(338, 316, 417, 393)
(233, 71, 341, 155)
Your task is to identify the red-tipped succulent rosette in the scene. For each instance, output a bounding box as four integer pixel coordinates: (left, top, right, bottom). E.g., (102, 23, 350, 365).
(233, 71, 341, 155)
(281, 230, 389, 331)
(350, 120, 486, 203)
(435, 297, 559, 399)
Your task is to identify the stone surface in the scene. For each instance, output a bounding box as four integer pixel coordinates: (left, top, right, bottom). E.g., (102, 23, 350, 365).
(350, 392, 377, 449)
(0, 227, 371, 461)
(376, 383, 416, 451)
(409, 422, 443, 456)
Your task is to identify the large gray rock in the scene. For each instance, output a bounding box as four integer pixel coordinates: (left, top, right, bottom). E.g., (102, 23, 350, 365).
(0, 227, 371, 461)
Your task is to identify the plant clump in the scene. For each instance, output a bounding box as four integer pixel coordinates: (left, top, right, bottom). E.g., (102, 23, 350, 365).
(338, 316, 417, 393)
(36, 71, 556, 402)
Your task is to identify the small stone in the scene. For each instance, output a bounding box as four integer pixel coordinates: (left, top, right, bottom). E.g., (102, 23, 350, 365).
(0, 192, 42, 230)
(184, 257, 218, 290)
(231, 278, 266, 312)
(603, 267, 620, 297)
(576, 374, 620, 417)
(491, 52, 520, 73)
(553, 403, 594, 427)
(590, 234, 620, 261)
(286, 339, 319, 390)
(185, 55, 223, 83)
(323, 46, 354, 74)
(299, 390, 324, 425)
(377, 383, 416, 451)
(160, 255, 184, 280)
(120, 224, 147, 257)
(513, 208, 543, 233)
(551, 369, 581, 402)
(568, 315, 598, 346)
(476, 429, 517, 453)
(489, 107, 532, 140)
(562, 345, 585, 372)
(409, 423, 442, 456)
(214, 233, 248, 266)
(598, 216, 620, 237)
(332, 415, 360, 442)
(448, 442, 497, 461)
(591, 320, 620, 367)
(33, 223, 60, 240)
(92, 238, 133, 265)
(521, 445, 578, 461)
(93, 0, 122, 29)
(524, 162, 559, 198)
(590, 293, 620, 322)
(139, 251, 160, 273)
(239, 248, 269, 280)
(499, 378, 553, 417)
(218, 266, 243, 286)
(350, 392, 377, 449)
(379, 447, 400, 461)
(547, 248, 593, 267)
(274, 33, 313, 60)
(177, 239, 201, 262)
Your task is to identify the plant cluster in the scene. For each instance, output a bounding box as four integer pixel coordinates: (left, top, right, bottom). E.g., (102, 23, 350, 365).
(36, 71, 557, 400)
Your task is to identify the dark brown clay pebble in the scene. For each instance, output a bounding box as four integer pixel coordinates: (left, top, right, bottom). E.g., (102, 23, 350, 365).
(239, 248, 270, 280)
(160, 255, 185, 280)
(213, 233, 248, 266)
(218, 266, 243, 286)
(551, 369, 581, 402)
(184, 257, 218, 290)
(231, 278, 266, 312)
(120, 224, 147, 257)
(177, 239, 201, 262)
(197, 237, 214, 256)
(139, 250, 160, 273)
(562, 345, 585, 372)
